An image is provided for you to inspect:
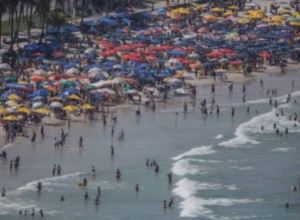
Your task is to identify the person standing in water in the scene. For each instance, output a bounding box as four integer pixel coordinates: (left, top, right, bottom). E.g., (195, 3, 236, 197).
(116, 169, 121, 181)
(57, 165, 61, 176)
(79, 136, 83, 148)
(135, 184, 140, 192)
(231, 107, 235, 118)
(183, 101, 188, 113)
(92, 166, 96, 178)
(167, 172, 173, 184)
(110, 145, 114, 156)
(31, 130, 36, 142)
(52, 164, 56, 176)
(1, 187, 6, 197)
(40, 125, 45, 138)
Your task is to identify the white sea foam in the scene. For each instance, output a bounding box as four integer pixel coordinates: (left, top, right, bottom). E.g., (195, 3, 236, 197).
(0, 197, 37, 215)
(172, 145, 216, 161)
(271, 147, 291, 152)
(219, 105, 300, 148)
(215, 134, 224, 139)
(174, 178, 237, 198)
(1, 143, 14, 151)
(231, 166, 253, 171)
(172, 159, 211, 176)
(173, 178, 257, 219)
(13, 172, 84, 195)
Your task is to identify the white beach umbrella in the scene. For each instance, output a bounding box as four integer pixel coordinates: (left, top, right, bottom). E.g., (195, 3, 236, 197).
(32, 102, 43, 109)
(0, 63, 12, 71)
(50, 101, 63, 108)
(65, 68, 79, 75)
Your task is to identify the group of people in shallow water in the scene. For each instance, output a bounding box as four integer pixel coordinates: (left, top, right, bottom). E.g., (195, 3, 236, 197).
(1, 77, 299, 216)
(18, 208, 44, 218)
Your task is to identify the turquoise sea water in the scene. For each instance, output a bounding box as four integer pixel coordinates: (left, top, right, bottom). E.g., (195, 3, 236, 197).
(0, 71, 300, 220)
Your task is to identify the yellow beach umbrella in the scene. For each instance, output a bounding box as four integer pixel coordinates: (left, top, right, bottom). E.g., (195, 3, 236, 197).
(0, 106, 7, 114)
(80, 103, 95, 110)
(68, 94, 81, 101)
(271, 15, 284, 23)
(63, 105, 79, 112)
(211, 7, 223, 13)
(17, 107, 31, 115)
(8, 94, 21, 101)
(18, 81, 29, 85)
(278, 8, 291, 15)
(228, 5, 238, 10)
(3, 115, 19, 121)
(224, 10, 235, 17)
(33, 107, 50, 115)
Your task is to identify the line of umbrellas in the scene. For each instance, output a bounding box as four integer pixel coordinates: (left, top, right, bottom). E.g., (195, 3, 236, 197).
(1, 1, 300, 123)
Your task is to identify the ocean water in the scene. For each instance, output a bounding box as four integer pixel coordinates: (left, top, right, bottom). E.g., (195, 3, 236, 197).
(0, 72, 300, 220)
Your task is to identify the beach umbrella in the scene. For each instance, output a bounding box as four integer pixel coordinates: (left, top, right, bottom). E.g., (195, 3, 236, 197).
(32, 69, 47, 76)
(96, 88, 116, 95)
(3, 115, 19, 121)
(68, 94, 81, 101)
(32, 89, 50, 97)
(80, 103, 95, 110)
(65, 68, 79, 75)
(33, 107, 50, 115)
(0, 63, 12, 71)
(32, 102, 43, 109)
(63, 105, 79, 112)
(32, 96, 44, 101)
(84, 48, 96, 55)
(52, 51, 65, 58)
(31, 75, 46, 82)
(50, 101, 63, 108)
(211, 7, 224, 13)
(43, 85, 57, 93)
(8, 94, 21, 101)
(0, 106, 7, 114)
(5, 100, 18, 107)
(17, 107, 31, 115)
(61, 80, 76, 88)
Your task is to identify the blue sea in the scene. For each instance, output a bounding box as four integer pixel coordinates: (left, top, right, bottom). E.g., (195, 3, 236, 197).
(0, 71, 300, 220)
